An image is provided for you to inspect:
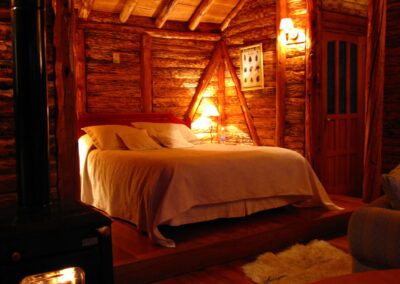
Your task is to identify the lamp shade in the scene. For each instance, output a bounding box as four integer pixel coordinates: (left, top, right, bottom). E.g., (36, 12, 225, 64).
(202, 104, 220, 117)
(280, 18, 294, 30)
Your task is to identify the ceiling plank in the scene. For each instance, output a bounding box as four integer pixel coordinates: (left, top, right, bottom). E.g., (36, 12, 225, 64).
(120, 0, 139, 23)
(155, 0, 180, 29)
(79, 0, 95, 19)
(188, 0, 216, 31)
(220, 0, 248, 31)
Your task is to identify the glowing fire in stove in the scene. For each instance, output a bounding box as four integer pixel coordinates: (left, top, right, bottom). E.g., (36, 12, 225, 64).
(20, 267, 85, 284)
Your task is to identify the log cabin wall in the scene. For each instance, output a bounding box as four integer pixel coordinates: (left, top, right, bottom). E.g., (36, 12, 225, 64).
(0, 0, 58, 202)
(383, 0, 400, 172)
(222, 0, 307, 153)
(222, 0, 278, 148)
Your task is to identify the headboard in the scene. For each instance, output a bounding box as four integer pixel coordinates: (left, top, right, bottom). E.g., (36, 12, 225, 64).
(77, 112, 191, 137)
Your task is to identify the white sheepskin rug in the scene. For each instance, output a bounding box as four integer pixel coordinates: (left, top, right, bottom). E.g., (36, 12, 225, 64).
(242, 240, 352, 284)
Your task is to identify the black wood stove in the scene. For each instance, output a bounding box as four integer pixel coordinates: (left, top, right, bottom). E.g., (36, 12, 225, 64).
(0, 1, 114, 283)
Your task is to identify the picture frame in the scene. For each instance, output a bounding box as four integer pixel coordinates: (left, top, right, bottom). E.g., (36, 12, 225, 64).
(240, 43, 264, 91)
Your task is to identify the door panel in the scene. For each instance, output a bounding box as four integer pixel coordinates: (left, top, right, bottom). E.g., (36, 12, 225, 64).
(319, 32, 365, 196)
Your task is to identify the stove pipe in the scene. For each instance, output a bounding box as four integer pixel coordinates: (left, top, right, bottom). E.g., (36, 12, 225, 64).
(11, 0, 50, 214)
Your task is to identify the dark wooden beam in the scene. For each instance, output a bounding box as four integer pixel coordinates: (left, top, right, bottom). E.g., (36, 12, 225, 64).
(219, 41, 261, 146)
(305, 0, 321, 163)
(78, 0, 95, 20)
(155, 0, 180, 29)
(220, 0, 248, 31)
(362, 0, 386, 202)
(53, 0, 80, 200)
(275, 0, 287, 147)
(141, 34, 153, 112)
(120, 0, 139, 23)
(185, 44, 222, 121)
(188, 0, 215, 31)
(217, 61, 225, 143)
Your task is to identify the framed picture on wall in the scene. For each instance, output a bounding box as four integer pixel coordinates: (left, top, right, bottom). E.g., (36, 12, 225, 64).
(240, 43, 264, 91)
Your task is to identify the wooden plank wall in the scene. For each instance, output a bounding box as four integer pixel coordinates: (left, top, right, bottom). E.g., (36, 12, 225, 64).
(222, 0, 277, 148)
(85, 29, 143, 113)
(152, 37, 216, 118)
(0, 0, 58, 201)
(383, 0, 400, 172)
(222, 0, 307, 153)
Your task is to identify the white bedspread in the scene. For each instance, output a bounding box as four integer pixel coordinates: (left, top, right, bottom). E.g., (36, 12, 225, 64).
(79, 140, 340, 247)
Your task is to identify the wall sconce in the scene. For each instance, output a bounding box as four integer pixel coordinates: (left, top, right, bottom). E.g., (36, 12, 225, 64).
(279, 18, 298, 41)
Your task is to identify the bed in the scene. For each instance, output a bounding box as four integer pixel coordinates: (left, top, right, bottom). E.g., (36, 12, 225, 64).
(78, 112, 340, 247)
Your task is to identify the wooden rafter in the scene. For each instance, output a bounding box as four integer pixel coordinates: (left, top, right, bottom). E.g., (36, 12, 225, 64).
(219, 41, 261, 146)
(185, 44, 222, 121)
(220, 0, 248, 31)
(120, 0, 138, 23)
(188, 0, 215, 31)
(155, 0, 180, 29)
(79, 0, 95, 19)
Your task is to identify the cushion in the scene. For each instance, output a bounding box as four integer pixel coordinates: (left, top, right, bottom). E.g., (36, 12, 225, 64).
(117, 128, 162, 150)
(131, 122, 199, 144)
(153, 128, 194, 148)
(82, 125, 139, 150)
(382, 164, 400, 209)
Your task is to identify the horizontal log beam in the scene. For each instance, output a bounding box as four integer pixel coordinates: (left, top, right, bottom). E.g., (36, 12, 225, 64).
(220, 0, 248, 31)
(145, 29, 221, 41)
(188, 0, 215, 31)
(155, 0, 180, 29)
(120, 0, 139, 23)
(77, 21, 221, 41)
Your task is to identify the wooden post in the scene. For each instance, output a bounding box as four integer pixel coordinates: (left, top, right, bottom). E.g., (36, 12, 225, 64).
(305, 0, 320, 164)
(217, 61, 225, 142)
(141, 34, 153, 112)
(275, 0, 287, 147)
(53, 0, 80, 200)
(362, 0, 386, 202)
(219, 41, 261, 146)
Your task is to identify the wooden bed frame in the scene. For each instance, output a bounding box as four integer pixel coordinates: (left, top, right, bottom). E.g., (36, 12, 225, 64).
(77, 112, 191, 137)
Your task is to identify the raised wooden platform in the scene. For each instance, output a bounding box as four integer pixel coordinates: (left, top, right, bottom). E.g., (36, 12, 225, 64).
(112, 195, 365, 283)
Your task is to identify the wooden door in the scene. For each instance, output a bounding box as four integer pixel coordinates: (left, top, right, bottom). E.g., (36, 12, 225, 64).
(319, 32, 365, 196)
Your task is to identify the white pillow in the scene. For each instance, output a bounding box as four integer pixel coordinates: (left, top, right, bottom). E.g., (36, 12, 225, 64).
(131, 122, 199, 144)
(154, 128, 194, 148)
(82, 125, 140, 150)
(117, 128, 162, 150)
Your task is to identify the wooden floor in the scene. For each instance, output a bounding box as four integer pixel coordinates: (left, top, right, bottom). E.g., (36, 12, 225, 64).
(112, 195, 365, 283)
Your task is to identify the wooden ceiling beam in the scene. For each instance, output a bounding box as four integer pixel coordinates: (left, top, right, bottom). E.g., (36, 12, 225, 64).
(188, 0, 215, 31)
(120, 0, 139, 23)
(155, 0, 180, 29)
(79, 0, 95, 19)
(220, 0, 248, 31)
